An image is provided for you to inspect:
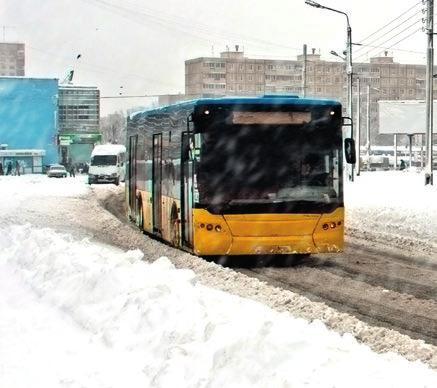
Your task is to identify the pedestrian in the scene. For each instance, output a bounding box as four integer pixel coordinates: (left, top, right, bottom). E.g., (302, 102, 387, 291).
(69, 164, 76, 177)
(399, 159, 406, 171)
(6, 161, 12, 175)
(0, 162, 3, 176)
(15, 160, 20, 176)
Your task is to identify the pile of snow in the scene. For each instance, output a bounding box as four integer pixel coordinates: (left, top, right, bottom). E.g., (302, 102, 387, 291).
(0, 174, 88, 202)
(1, 224, 436, 387)
(345, 171, 437, 254)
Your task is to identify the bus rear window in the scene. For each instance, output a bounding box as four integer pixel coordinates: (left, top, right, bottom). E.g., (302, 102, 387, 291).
(232, 111, 311, 125)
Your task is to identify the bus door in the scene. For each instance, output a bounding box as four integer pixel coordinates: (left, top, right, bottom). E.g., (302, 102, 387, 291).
(128, 135, 138, 217)
(181, 131, 194, 248)
(152, 133, 163, 234)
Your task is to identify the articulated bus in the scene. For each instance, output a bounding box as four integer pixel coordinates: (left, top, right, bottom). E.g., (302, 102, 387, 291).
(126, 95, 355, 261)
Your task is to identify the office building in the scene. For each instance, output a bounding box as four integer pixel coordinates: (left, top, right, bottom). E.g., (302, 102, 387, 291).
(0, 77, 58, 172)
(58, 85, 101, 164)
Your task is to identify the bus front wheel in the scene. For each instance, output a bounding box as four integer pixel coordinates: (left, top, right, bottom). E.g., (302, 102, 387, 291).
(275, 254, 310, 267)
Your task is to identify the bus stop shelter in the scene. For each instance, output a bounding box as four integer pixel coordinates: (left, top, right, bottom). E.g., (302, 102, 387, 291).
(0, 149, 46, 174)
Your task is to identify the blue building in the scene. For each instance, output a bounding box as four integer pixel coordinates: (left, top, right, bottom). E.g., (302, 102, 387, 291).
(0, 77, 59, 171)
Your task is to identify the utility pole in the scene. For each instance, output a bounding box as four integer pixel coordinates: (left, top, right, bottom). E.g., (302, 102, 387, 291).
(425, 0, 434, 185)
(356, 77, 361, 175)
(302, 44, 307, 97)
(1, 25, 15, 41)
(304, 0, 354, 181)
(346, 22, 354, 181)
(366, 84, 371, 171)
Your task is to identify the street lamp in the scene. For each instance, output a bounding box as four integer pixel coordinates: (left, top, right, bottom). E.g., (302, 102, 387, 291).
(330, 50, 345, 61)
(305, 0, 354, 180)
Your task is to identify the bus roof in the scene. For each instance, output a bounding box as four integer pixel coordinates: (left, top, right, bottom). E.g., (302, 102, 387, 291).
(129, 95, 341, 120)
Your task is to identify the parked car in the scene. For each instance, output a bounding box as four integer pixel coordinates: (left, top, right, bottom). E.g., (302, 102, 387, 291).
(47, 164, 67, 178)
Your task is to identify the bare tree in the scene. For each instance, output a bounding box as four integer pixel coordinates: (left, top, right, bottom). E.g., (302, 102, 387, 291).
(100, 111, 126, 144)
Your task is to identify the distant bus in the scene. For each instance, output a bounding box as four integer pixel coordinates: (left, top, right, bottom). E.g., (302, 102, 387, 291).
(126, 95, 355, 261)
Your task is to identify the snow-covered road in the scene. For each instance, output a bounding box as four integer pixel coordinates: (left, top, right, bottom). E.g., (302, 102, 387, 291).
(1, 173, 437, 387)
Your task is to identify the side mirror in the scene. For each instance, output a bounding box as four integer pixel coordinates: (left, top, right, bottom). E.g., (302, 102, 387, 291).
(344, 138, 356, 164)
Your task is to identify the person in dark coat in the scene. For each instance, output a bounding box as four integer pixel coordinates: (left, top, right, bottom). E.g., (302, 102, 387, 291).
(15, 160, 20, 176)
(69, 164, 76, 177)
(6, 161, 12, 175)
(399, 159, 406, 171)
(0, 162, 3, 175)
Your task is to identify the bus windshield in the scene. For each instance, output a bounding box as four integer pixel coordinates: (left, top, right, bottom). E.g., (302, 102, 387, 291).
(195, 108, 343, 213)
(91, 155, 117, 166)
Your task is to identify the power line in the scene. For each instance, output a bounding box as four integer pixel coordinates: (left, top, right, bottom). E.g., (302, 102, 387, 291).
(384, 27, 423, 52)
(82, 0, 302, 53)
(353, 43, 424, 55)
(355, 19, 422, 61)
(357, 1, 422, 44)
(354, 10, 422, 54)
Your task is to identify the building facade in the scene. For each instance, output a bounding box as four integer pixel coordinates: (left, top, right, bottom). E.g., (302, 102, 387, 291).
(0, 77, 58, 171)
(0, 42, 25, 76)
(185, 48, 431, 145)
(58, 85, 101, 165)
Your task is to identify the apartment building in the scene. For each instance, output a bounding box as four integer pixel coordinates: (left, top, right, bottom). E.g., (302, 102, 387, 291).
(185, 47, 429, 145)
(0, 42, 25, 76)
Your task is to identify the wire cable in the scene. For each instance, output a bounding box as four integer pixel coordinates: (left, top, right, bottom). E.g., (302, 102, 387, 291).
(356, 1, 422, 44)
(355, 19, 422, 61)
(354, 10, 422, 54)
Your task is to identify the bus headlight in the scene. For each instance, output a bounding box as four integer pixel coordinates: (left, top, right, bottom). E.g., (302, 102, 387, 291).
(215, 225, 222, 232)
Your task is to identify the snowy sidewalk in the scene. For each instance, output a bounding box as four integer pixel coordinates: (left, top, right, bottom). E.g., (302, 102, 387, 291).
(1, 223, 437, 387)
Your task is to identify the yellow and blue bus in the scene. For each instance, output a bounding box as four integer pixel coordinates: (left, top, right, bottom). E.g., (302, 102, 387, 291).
(126, 95, 355, 260)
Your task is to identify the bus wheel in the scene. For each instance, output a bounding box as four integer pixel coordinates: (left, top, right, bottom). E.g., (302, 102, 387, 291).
(170, 205, 180, 247)
(136, 199, 144, 231)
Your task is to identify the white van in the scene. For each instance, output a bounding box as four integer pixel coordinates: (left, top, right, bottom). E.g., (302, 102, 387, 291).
(88, 144, 126, 185)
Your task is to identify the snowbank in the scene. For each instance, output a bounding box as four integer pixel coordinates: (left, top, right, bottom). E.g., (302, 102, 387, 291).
(346, 171, 437, 255)
(0, 174, 89, 200)
(1, 224, 436, 387)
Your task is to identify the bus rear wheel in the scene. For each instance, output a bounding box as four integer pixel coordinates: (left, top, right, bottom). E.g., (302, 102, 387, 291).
(170, 205, 180, 247)
(136, 199, 144, 231)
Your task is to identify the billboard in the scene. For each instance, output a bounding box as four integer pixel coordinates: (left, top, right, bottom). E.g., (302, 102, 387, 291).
(378, 100, 435, 135)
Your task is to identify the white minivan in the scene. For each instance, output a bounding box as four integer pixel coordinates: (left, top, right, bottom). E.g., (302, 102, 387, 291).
(88, 144, 126, 185)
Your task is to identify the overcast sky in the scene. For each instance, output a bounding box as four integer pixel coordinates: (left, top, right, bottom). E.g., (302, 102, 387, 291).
(1, 0, 427, 114)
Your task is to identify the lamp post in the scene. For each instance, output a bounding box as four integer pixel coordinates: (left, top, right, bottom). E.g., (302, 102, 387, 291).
(425, 0, 434, 185)
(364, 86, 381, 171)
(305, 0, 354, 181)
